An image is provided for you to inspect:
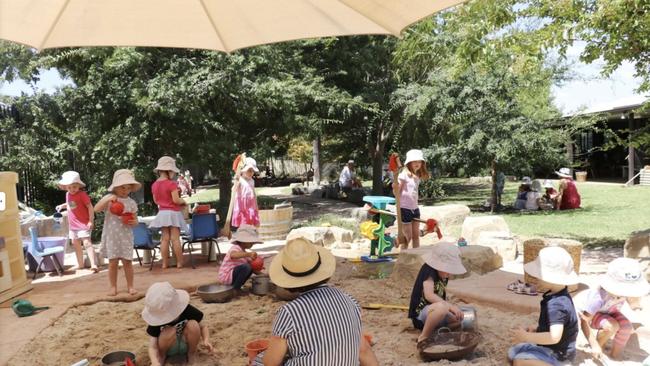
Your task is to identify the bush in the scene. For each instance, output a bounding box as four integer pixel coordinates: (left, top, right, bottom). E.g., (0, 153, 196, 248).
(419, 179, 446, 201)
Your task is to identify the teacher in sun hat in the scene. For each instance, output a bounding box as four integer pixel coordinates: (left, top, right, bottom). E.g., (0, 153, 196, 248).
(555, 167, 581, 210)
(258, 238, 379, 366)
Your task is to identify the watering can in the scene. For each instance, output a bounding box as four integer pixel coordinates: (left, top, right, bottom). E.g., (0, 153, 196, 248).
(12, 299, 50, 317)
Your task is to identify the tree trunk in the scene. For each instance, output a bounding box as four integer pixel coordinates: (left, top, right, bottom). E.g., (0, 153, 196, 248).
(312, 136, 321, 186)
(490, 160, 497, 214)
(218, 168, 232, 225)
(371, 121, 387, 196)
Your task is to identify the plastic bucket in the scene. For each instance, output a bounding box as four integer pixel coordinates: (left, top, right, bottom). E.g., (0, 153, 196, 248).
(245, 339, 269, 365)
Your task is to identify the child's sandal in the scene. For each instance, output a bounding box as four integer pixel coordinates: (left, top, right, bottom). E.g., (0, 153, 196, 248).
(507, 280, 524, 292)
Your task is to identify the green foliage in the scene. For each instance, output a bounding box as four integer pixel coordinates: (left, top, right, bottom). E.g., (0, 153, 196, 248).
(418, 179, 446, 202)
(287, 138, 313, 164)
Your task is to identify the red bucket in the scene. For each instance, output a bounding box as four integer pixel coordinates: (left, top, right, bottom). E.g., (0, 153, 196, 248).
(245, 338, 269, 365)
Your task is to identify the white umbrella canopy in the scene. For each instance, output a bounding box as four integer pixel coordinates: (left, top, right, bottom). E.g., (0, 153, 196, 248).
(0, 0, 465, 53)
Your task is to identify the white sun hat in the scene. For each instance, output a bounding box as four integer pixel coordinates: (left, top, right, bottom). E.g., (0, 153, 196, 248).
(154, 156, 180, 173)
(269, 237, 336, 289)
(107, 169, 142, 192)
(543, 180, 554, 189)
(404, 149, 425, 166)
(242, 157, 260, 173)
(521, 176, 532, 185)
(141, 282, 190, 326)
(58, 171, 86, 188)
(425, 242, 467, 275)
(232, 225, 262, 244)
(555, 168, 572, 179)
(600, 258, 650, 298)
(524, 246, 579, 286)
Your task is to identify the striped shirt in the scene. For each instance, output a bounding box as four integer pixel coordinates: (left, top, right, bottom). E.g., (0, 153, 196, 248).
(217, 245, 248, 285)
(272, 285, 362, 366)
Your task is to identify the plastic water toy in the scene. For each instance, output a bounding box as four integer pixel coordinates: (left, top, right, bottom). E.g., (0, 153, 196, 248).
(362, 196, 397, 259)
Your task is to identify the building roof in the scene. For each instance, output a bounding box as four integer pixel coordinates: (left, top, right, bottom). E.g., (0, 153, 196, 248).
(563, 95, 649, 118)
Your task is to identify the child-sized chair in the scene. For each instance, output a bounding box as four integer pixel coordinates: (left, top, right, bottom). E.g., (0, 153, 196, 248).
(133, 223, 160, 271)
(28, 227, 65, 279)
(182, 213, 221, 269)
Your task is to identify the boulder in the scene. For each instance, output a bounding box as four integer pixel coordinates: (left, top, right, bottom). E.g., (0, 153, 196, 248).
(459, 245, 503, 276)
(469, 176, 492, 184)
(310, 188, 325, 199)
(286, 226, 354, 249)
(461, 216, 510, 245)
(476, 230, 517, 261)
(290, 183, 306, 195)
(419, 204, 471, 236)
(345, 188, 366, 205)
(389, 247, 430, 286)
(624, 229, 650, 259)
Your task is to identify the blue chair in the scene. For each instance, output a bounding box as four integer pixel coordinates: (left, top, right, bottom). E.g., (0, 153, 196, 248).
(28, 227, 65, 279)
(182, 213, 221, 269)
(133, 223, 160, 271)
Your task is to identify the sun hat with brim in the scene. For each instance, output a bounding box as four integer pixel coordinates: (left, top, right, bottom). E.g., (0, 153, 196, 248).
(241, 157, 260, 173)
(404, 149, 425, 166)
(154, 156, 180, 173)
(141, 282, 190, 326)
(107, 169, 142, 192)
(555, 168, 572, 179)
(600, 258, 650, 298)
(524, 246, 579, 286)
(58, 171, 86, 189)
(269, 237, 336, 289)
(232, 225, 262, 244)
(425, 242, 467, 275)
(543, 180, 554, 189)
(521, 176, 532, 185)
(347, 160, 355, 165)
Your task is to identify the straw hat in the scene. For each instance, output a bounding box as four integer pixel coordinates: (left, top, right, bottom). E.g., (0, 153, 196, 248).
(524, 247, 579, 286)
(242, 157, 259, 173)
(555, 168, 572, 179)
(404, 149, 425, 166)
(153, 156, 180, 173)
(107, 169, 142, 192)
(425, 242, 467, 275)
(521, 176, 532, 185)
(142, 282, 190, 326)
(269, 237, 336, 289)
(232, 225, 262, 244)
(543, 180, 554, 189)
(58, 171, 85, 188)
(600, 258, 650, 298)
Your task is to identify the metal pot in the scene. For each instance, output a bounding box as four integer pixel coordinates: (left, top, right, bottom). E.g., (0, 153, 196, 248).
(252, 274, 272, 296)
(101, 351, 135, 366)
(460, 306, 477, 331)
(197, 284, 234, 303)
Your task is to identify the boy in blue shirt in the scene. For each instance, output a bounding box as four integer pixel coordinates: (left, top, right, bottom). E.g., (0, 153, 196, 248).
(508, 247, 579, 366)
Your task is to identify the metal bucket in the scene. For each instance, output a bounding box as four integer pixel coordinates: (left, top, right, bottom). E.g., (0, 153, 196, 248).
(460, 306, 477, 331)
(252, 274, 272, 296)
(101, 351, 135, 366)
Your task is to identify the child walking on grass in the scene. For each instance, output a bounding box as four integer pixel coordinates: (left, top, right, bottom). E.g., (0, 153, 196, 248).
(217, 225, 262, 292)
(95, 169, 140, 296)
(508, 247, 579, 366)
(231, 157, 260, 229)
(395, 149, 429, 249)
(575, 258, 649, 361)
(56, 171, 99, 272)
(149, 156, 188, 269)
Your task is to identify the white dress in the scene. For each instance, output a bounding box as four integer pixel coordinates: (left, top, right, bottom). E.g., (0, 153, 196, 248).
(100, 196, 138, 260)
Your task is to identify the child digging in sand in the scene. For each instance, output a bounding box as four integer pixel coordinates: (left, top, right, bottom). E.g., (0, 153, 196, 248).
(575, 258, 649, 361)
(142, 282, 213, 366)
(95, 169, 140, 296)
(408, 242, 468, 349)
(508, 247, 579, 366)
(217, 225, 262, 293)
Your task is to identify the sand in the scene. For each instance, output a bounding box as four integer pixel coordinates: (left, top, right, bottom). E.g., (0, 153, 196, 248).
(7, 259, 647, 365)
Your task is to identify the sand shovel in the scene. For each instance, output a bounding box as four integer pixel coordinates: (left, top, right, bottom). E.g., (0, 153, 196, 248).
(362, 303, 409, 310)
(12, 299, 50, 317)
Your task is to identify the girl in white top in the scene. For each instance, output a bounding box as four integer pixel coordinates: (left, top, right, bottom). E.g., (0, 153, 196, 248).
(395, 149, 429, 249)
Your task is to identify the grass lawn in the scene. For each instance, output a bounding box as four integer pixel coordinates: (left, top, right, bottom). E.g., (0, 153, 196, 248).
(185, 186, 291, 205)
(437, 178, 650, 247)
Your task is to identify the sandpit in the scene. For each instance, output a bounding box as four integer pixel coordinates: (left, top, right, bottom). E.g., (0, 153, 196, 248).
(6, 259, 644, 365)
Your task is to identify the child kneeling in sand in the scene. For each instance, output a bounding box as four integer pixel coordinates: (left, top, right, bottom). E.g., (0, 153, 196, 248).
(575, 258, 649, 360)
(142, 282, 213, 366)
(217, 225, 262, 292)
(508, 247, 579, 365)
(408, 242, 468, 349)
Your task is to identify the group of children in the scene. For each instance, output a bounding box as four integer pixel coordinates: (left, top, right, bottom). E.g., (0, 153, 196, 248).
(513, 168, 582, 212)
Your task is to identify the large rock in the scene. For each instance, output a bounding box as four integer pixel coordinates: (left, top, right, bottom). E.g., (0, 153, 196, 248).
(419, 204, 471, 236)
(469, 176, 492, 184)
(624, 229, 650, 259)
(389, 247, 430, 286)
(476, 231, 517, 261)
(459, 245, 503, 276)
(286, 226, 353, 249)
(461, 216, 510, 245)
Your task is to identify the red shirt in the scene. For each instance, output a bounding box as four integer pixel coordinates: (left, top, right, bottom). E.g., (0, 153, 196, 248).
(67, 191, 92, 230)
(152, 179, 181, 211)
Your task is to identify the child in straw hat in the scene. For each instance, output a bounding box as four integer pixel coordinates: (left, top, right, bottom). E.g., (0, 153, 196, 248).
(94, 169, 140, 296)
(150, 156, 188, 269)
(55, 171, 99, 272)
(257, 238, 378, 366)
(217, 225, 262, 292)
(575, 258, 649, 360)
(408, 242, 468, 349)
(508, 247, 580, 366)
(142, 282, 213, 366)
